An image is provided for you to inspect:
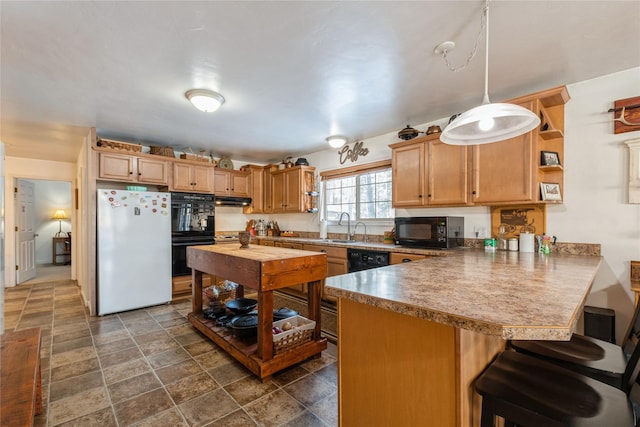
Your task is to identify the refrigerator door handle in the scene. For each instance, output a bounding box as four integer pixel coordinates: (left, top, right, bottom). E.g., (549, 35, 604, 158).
(134, 207, 140, 215)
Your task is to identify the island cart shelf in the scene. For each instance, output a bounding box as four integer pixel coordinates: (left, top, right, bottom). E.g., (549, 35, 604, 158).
(187, 244, 327, 380)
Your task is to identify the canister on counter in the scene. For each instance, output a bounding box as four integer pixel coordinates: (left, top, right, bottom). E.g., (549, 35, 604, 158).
(519, 232, 535, 253)
(508, 238, 519, 251)
(484, 238, 496, 252)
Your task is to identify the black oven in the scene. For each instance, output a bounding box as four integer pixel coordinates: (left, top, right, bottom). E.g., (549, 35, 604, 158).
(394, 216, 464, 249)
(171, 193, 215, 277)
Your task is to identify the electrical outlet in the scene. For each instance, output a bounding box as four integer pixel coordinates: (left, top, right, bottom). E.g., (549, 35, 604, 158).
(631, 261, 640, 283)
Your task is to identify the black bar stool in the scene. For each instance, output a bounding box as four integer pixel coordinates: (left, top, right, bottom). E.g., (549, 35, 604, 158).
(475, 349, 639, 427)
(510, 302, 640, 393)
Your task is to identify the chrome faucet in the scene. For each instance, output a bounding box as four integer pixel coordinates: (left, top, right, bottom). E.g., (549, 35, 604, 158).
(338, 212, 353, 240)
(353, 221, 367, 242)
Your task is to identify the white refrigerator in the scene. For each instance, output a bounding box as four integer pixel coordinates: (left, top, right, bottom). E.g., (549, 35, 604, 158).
(97, 189, 172, 315)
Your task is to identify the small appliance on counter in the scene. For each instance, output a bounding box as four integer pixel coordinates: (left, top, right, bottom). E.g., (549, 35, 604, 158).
(394, 216, 464, 249)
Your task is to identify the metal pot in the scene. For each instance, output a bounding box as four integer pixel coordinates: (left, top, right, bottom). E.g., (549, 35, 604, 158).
(426, 125, 442, 135)
(229, 314, 258, 338)
(273, 307, 298, 321)
(398, 125, 422, 140)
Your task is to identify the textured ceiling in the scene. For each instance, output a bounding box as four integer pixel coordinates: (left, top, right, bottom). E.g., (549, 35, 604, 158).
(1, 1, 639, 164)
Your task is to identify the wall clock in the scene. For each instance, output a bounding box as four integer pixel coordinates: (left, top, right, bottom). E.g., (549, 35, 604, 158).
(218, 157, 234, 170)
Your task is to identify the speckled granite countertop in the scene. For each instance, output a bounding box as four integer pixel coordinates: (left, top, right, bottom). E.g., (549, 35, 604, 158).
(324, 249, 602, 341)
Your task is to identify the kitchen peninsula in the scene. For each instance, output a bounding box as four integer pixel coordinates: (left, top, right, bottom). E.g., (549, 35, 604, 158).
(324, 250, 602, 427)
(186, 243, 328, 380)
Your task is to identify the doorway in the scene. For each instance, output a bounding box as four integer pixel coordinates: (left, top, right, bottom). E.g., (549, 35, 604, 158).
(15, 178, 72, 285)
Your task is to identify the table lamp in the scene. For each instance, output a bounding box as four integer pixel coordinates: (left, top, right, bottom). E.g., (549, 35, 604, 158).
(52, 209, 67, 237)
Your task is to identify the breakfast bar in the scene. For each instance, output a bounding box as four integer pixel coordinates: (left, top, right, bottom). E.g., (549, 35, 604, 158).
(324, 250, 602, 427)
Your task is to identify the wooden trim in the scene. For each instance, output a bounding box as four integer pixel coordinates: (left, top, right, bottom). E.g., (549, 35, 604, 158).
(319, 159, 391, 180)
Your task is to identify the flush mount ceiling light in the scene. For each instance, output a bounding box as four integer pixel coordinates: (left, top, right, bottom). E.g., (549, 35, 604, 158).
(436, 0, 539, 145)
(326, 135, 348, 148)
(185, 89, 225, 112)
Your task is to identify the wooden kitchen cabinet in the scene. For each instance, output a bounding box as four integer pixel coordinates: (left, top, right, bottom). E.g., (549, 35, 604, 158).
(214, 168, 250, 197)
(98, 152, 169, 185)
(472, 86, 569, 205)
(172, 274, 213, 300)
(390, 134, 470, 207)
(304, 244, 347, 303)
(172, 162, 214, 193)
(243, 165, 272, 214)
(271, 166, 316, 213)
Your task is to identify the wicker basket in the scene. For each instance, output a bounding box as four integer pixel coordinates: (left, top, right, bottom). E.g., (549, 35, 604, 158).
(180, 152, 211, 163)
(273, 315, 315, 354)
(150, 146, 175, 157)
(203, 286, 237, 306)
(96, 138, 142, 152)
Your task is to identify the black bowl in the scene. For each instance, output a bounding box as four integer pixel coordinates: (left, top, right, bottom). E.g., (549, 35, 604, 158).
(295, 158, 309, 166)
(226, 298, 258, 315)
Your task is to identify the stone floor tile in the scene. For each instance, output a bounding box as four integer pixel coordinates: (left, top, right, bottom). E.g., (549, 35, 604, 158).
(49, 370, 105, 402)
(164, 371, 218, 404)
(280, 410, 330, 427)
(107, 372, 162, 404)
(47, 386, 110, 426)
(50, 357, 101, 382)
(225, 376, 279, 406)
(178, 388, 240, 427)
(51, 346, 97, 368)
(207, 361, 251, 386)
(146, 346, 190, 369)
(56, 406, 118, 427)
(283, 374, 336, 407)
(244, 389, 306, 427)
(52, 336, 94, 355)
(113, 388, 174, 426)
(308, 390, 338, 426)
(131, 407, 187, 427)
(98, 346, 143, 369)
(154, 359, 203, 385)
(103, 357, 151, 384)
(207, 409, 258, 426)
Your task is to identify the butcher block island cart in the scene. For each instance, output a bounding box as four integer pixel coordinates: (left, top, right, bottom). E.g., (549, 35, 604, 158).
(187, 244, 328, 380)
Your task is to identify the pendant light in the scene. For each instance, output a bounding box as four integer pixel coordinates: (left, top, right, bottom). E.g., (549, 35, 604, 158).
(439, 0, 539, 145)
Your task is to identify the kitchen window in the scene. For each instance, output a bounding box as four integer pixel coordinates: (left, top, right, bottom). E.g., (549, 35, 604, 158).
(320, 160, 394, 222)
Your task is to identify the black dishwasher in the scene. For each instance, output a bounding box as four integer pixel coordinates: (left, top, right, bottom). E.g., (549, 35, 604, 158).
(347, 248, 390, 272)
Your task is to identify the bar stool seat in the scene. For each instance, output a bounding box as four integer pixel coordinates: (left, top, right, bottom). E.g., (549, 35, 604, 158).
(510, 302, 640, 393)
(475, 350, 636, 427)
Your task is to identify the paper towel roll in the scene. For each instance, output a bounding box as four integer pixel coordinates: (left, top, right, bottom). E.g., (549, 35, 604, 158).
(519, 232, 535, 253)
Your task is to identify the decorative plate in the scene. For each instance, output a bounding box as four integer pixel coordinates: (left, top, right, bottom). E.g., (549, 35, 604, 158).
(218, 157, 234, 170)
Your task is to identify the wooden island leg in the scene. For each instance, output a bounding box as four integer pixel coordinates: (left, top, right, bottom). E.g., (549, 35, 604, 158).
(257, 288, 274, 362)
(191, 270, 203, 314)
(307, 280, 322, 341)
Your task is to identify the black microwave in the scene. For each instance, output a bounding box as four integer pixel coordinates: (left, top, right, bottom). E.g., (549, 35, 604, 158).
(394, 216, 464, 249)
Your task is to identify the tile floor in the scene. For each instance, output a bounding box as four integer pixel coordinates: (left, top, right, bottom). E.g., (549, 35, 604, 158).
(3, 281, 338, 427)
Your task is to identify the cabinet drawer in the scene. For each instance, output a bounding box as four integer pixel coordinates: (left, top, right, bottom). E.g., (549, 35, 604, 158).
(303, 244, 347, 258)
(172, 274, 212, 297)
(390, 253, 428, 265)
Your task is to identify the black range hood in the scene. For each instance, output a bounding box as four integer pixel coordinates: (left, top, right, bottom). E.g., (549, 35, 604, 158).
(215, 196, 252, 207)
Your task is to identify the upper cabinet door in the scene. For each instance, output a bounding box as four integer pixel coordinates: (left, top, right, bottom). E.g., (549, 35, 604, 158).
(392, 142, 426, 207)
(191, 165, 214, 193)
(427, 140, 470, 206)
(471, 105, 535, 204)
(136, 157, 169, 184)
(99, 153, 136, 182)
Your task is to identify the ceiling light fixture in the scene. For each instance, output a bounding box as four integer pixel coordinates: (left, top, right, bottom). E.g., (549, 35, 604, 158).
(326, 135, 347, 148)
(185, 89, 225, 112)
(437, 0, 540, 145)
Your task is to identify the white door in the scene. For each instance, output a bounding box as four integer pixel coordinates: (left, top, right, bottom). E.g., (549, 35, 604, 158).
(16, 179, 36, 283)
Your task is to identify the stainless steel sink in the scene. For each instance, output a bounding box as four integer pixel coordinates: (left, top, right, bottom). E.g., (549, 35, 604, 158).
(327, 239, 357, 243)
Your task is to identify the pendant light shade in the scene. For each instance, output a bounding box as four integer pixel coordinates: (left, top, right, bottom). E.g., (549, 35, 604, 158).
(440, 102, 540, 145)
(440, 0, 539, 145)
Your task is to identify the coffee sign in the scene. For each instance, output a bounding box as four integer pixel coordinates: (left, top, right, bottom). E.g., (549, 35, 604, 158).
(338, 141, 369, 164)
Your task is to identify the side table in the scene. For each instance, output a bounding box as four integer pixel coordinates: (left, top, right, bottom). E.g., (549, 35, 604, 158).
(52, 236, 71, 265)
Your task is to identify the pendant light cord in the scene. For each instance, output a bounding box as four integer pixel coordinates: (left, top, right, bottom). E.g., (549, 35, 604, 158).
(482, 0, 490, 105)
(439, 0, 488, 73)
